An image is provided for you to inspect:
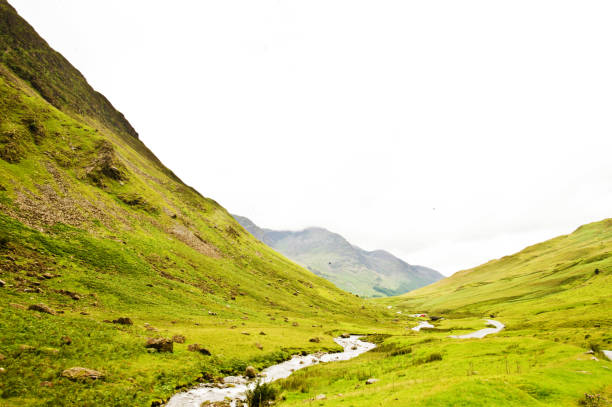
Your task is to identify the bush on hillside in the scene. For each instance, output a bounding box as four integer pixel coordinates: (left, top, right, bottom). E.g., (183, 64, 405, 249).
(245, 380, 277, 407)
(425, 352, 443, 362)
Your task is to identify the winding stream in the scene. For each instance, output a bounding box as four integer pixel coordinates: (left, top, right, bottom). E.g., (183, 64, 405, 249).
(411, 321, 434, 331)
(166, 335, 375, 407)
(449, 319, 505, 339)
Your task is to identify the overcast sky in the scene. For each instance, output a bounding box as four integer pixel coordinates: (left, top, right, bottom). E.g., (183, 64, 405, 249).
(11, 1, 612, 275)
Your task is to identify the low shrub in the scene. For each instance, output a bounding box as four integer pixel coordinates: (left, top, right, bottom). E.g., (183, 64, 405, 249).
(414, 352, 443, 365)
(245, 381, 277, 407)
(425, 352, 443, 362)
(579, 393, 607, 407)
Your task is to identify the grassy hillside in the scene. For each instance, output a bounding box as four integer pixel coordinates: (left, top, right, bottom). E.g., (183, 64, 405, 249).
(234, 215, 442, 297)
(1, 1, 610, 406)
(0, 2, 388, 405)
(388, 218, 612, 330)
(274, 219, 612, 406)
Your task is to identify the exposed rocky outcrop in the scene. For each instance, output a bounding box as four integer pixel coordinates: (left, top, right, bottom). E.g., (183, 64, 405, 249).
(61, 367, 105, 381)
(145, 338, 173, 353)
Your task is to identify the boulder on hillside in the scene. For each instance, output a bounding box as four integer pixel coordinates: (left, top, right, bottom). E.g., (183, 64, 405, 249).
(145, 338, 173, 353)
(187, 343, 211, 355)
(365, 378, 379, 385)
(57, 289, 81, 300)
(28, 303, 56, 315)
(112, 317, 133, 325)
(309, 337, 321, 343)
(61, 367, 105, 381)
(244, 366, 257, 378)
(172, 335, 186, 344)
(340, 333, 350, 338)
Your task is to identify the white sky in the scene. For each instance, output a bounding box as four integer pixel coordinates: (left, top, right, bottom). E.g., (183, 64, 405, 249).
(10, 1, 612, 276)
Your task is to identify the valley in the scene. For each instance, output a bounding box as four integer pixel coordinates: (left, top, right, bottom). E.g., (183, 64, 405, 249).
(0, 1, 610, 406)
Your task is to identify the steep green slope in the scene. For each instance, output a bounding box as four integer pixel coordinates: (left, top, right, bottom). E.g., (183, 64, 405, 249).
(274, 219, 612, 406)
(234, 215, 442, 297)
(0, 1, 138, 140)
(0, 2, 385, 405)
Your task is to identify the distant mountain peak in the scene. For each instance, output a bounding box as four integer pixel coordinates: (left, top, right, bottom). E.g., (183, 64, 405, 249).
(233, 215, 443, 297)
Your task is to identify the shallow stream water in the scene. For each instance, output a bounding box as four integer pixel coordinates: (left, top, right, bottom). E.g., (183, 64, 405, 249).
(411, 321, 434, 331)
(166, 335, 375, 407)
(449, 319, 505, 339)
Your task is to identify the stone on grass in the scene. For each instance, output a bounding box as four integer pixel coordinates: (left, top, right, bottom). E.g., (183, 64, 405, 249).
(315, 394, 326, 400)
(365, 378, 379, 385)
(340, 333, 350, 338)
(309, 337, 320, 343)
(57, 289, 81, 300)
(61, 367, 105, 381)
(112, 317, 133, 325)
(244, 366, 257, 378)
(145, 338, 173, 353)
(172, 335, 186, 344)
(28, 303, 56, 315)
(187, 344, 211, 355)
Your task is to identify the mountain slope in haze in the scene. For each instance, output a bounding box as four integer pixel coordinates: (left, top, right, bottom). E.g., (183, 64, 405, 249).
(233, 215, 443, 297)
(275, 219, 612, 406)
(0, 2, 386, 405)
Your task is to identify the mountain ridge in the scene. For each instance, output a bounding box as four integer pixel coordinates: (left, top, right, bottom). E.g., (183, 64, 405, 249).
(233, 214, 443, 297)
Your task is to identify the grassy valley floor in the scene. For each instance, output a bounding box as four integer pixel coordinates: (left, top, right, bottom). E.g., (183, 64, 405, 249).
(273, 220, 612, 406)
(274, 317, 612, 407)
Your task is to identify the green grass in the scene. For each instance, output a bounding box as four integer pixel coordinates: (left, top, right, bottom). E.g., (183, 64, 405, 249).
(274, 320, 612, 406)
(1, 2, 611, 406)
(274, 220, 612, 406)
